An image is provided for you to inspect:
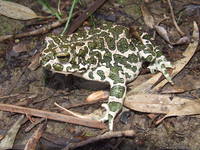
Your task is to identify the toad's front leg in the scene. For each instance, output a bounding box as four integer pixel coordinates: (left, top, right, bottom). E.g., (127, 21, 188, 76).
(100, 71, 127, 130)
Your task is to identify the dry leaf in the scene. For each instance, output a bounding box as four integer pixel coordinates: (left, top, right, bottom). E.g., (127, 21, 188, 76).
(12, 43, 28, 53)
(0, 0, 40, 20)
(141, 5, 155, 29)
(85, 90, 109, 103)
(172, 36, 190, 45)
(128, 21, 199, 95)
(24, 123, 46, 150)
(28, 53, 41, 71)
(154, 25, 170, 43)
(54, 102, 105, 121)
(127, 74, 153, 89)
(0, 115, 24, 149)
(152, 21, 199, 92)
(124, 93, 200, 116)
(161, 74, 200, 94)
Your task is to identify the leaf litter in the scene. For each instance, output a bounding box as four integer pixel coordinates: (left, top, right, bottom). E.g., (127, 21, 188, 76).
(0, 0, 41, 20)
(59, 20, 199, 125)
(0, 0, 200, 149)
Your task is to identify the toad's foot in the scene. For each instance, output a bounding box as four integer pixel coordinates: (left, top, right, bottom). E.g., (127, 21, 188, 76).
(99, 103, 115, 130)
(99, 101, 123, 130)
(148, 56, 174, 84)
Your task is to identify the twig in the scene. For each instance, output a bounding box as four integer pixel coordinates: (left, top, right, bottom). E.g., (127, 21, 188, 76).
(55, 102, 105, 121)
(62, 130, 135, 150)
(0, 0, 107, 42)
(0, 94, 19, 99)
(167, 0, 185, 36)
(0, 103, 106, 129)
(66, 0, 107, 35)
(25, 118, 46, 132)
(24, 123, 46, 150)
(0, 18, 68, 42)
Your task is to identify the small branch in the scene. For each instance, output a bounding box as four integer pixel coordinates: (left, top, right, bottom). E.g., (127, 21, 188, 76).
(0, 18, 68, 42)
(0, 103, 106, 129)
(167, 0, 185, 36)
(66, 0, 107, 35)
(25, 118, 46, 132)
(62, 130, 136, 150)
(0, 0, 107, 42)
(24, 123, 46, 150)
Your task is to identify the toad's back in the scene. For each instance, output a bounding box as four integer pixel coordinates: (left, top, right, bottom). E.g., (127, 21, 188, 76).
(41, 23, 142, 82)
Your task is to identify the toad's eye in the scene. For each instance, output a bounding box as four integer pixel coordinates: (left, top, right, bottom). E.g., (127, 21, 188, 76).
(56, 52, 70, 63)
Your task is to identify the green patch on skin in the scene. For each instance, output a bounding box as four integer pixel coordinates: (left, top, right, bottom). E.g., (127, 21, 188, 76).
(43, 49, 50, 54)
(117, 38, 129, 53)
(157, 59, 163, 64)
(129, 44, 137, 51)
(109, 71, 124, 84)
(143, 49, 156, 57)
(100, 31, 109, 37)
(109, 72, 124, 84)
(71, 33, 79, 41)
(87, 57, 97, 65)
(145, 44, 154, 51)
(155, 48, 163, 57)
(88, 71, 94, 79)
(77, 29, 87, 38)
(90, 51, 101, 60)
(105, 36, 116, 50)
(44, 64, 52, 70)
(143, 34, 151, 40)
(51, 36, 62, 44)
(75, 42, 85, 46)
(160, 64, 165, 69)
(110, 65, 123, 74)
(72, 63, 80, 69)
(102, 22, 112, 30)
(70, 57, 78, 65)
(128, 53, 139, 63)
(77, 48, 88, 57)
(124, 28, 130, 37)
(131, 38, 139, 44)
(41, 53, 54, 65)
(53, 63, 63, 71)
(113, 54, 127, 65)
(110, 85, 125, 98)
(146, 55, 153, 62)
(108, 101, 122, 112)
(125, 64, 132, 70)
(84, 46, 89, 52)
(89, 28, 101, 35)
(47, 43, 57, 52)
(97, 70, 106, 80)
(163, 70, 168, 75)
(102, 50, 112, 67)
(131, 66, 137, 72)
(88, 41, 97, 49)
(59, 44, 70, 50)
(96, 38, 104, 49)
(136, 42, 146, 50)
(66, 66, 72, 71)
(125, 73, 131, 78)
(109, 25, 124, 39)
(108, 114, 113, 123)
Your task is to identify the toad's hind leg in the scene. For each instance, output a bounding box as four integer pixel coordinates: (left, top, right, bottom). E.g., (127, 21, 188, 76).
(100, 70, 127, 130)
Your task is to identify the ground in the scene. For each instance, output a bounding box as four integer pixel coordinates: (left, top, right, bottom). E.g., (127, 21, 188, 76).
(0, 0, 200, 150)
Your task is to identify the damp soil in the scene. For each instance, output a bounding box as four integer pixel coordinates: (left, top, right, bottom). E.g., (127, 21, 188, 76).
(0, 0, 200, 150)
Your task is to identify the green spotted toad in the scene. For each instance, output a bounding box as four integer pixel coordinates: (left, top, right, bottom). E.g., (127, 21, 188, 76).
(40, 22, 173, 130)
